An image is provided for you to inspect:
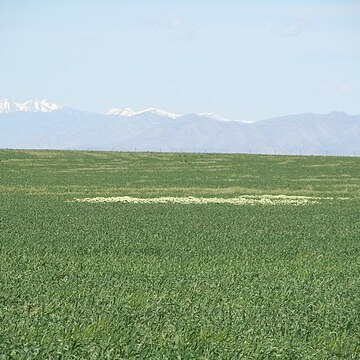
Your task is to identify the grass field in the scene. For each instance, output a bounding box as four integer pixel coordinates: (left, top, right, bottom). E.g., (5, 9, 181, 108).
(1, 150, 360, 359)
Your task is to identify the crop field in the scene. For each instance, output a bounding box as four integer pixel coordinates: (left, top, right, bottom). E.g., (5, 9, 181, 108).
(1, 149, 360, 359)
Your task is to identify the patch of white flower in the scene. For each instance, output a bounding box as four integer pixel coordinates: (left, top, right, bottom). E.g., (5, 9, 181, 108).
(70, 194, 333, 206)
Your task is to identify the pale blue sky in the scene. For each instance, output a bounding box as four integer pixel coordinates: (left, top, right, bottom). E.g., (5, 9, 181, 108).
(1, 0, 359, 120)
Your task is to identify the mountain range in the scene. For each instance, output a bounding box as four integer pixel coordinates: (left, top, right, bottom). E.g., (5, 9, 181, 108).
(1, 99, 359, 155)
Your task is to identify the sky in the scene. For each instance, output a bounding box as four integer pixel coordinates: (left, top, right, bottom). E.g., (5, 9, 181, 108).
(0, 0, 359, 120)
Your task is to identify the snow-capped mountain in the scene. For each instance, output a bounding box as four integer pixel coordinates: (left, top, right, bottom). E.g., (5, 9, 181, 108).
(106, 108, 137, 117)
(105, 107, 180, 119)
(0, 98, 359, 156)
(197, 112, 235, 122)
(0, 99, 61, 114)
(0, 99, 20, 113)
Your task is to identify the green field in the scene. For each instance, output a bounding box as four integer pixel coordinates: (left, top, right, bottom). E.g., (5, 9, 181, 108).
(1, 150, 360, 359)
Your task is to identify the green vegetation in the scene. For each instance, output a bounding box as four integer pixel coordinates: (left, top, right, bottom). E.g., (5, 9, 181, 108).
(1, 150, 360, 359)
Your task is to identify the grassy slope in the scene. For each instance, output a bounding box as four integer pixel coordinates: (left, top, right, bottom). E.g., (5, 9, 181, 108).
(0, 150, 360, 359)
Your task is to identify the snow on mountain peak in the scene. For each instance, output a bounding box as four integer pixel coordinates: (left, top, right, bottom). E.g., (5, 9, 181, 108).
(1, 99, 242, 122)
(0, 99, 18, 113)
(105, 107, 180, 119)
(21, 99, 61, 112)
(197, 112, 227, 120)
(105, 108, 137, 117)
(0, 99, 61, 113)
(137, 108, 180, 119)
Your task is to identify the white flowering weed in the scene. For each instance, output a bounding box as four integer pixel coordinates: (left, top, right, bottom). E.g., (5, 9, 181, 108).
(70, 194, 334, 206)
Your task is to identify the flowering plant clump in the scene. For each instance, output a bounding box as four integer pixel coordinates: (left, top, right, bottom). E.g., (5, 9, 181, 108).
(70, 194, 333, 206)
